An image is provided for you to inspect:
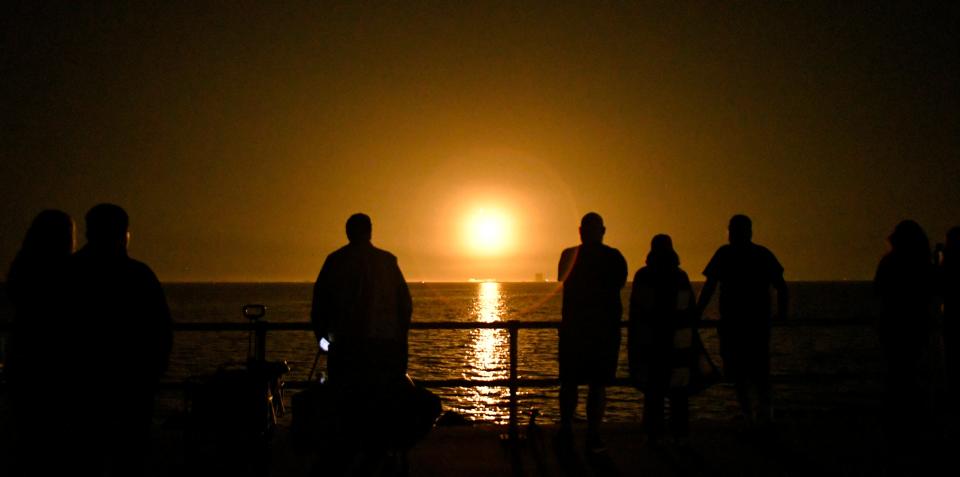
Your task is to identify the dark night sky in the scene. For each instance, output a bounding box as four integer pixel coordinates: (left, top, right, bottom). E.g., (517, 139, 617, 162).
(2, 1, 957, 281)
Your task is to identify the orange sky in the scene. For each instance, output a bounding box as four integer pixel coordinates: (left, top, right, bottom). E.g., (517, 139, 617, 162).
(2, 2, 957, 282)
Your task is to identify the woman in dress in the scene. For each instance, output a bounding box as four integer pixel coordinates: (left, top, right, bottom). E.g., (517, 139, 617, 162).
(874, 220, 941, 470)
(629, 234, 711, 441)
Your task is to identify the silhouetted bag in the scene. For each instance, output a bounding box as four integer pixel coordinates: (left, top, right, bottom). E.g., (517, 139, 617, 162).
(290, 367, 442, 453)
(629, 321, 721, 396)
(384, 375, 442, 450)
(290, 378, 335, 452)
(191, 363, 284, 436)
(685, 330, 722, 395)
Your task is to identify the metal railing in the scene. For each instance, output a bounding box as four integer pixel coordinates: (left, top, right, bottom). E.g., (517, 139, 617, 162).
(165, 317, 876, 441)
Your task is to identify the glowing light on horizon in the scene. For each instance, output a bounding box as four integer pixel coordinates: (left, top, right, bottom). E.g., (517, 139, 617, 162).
(462, 207, 513, 256)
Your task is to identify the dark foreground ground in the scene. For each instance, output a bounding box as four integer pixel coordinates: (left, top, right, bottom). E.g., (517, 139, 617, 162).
(146, 410, 909, 476)
(3, 396, 953, 476)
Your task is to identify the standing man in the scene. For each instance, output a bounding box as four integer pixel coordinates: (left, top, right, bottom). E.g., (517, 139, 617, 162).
(557, 212, 628, 452)
(68, 203, 173, 476)
(310, 213, 413, 471)
(697, 214, 788, 428)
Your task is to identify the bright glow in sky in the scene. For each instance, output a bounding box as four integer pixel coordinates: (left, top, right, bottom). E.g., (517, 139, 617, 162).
(1, 3, 957, 282)
(462, 207, 514, 256)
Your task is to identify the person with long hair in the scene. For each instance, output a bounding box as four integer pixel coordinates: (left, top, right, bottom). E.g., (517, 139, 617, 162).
(941, 227, 960, 399)
(629, 234, 699, 441)
(874, 220, 941, 471)
(5, 209, 75, 477)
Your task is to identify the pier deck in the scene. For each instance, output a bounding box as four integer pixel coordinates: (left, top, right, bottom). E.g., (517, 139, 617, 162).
(139, 410, 894, 476)
(3, 401, 952, 476)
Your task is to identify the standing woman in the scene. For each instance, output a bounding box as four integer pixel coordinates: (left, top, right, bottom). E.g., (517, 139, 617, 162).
(873, 220, 941, 469)
(629, 235, 705, 441)
(940, 227, 960, 403)
(5, 210, 75, 476)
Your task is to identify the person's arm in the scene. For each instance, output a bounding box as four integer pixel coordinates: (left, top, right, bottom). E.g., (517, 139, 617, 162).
(679, 270, 697, 314)
(628, 271, 644, 324)
(615, 251, 628, 290)
(145, 267, 173, 378)
(157, 288, 173, 375)
(558, 248, 574, 282)
(773, 275, 789, 320)
(698, 249, 722, 319)
(396, 261, 413, 333)
(769, 251, 789, 320)
(696, 277, 717, 318)
(310, 259, 331, 346)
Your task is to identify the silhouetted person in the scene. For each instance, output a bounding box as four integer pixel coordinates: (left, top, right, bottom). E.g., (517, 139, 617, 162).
(66, 204, 172, 476)
(941, 227, 960, 400)
(311, 213, 413, 474)
(696, 214, 788, 427)
(557, 212, 628, 452)
(874, 220, 941, 469)
(629, 234, 696, 441)
(4, 210, 75, 477)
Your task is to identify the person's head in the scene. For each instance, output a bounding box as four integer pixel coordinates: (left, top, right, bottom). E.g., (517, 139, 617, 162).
(646, 233, 680, 268)
(728, 214, 753, 245)
(888, 220, 930, 262)
(346, 213, 372, 243)
(579, 212, 605, 245)
(85, 203, 129, 252)
(19, 209, 75, 259)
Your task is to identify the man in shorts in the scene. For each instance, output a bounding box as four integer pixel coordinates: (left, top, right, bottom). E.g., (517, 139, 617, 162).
(557, 212, 628, 452)
(697, 214, 788, 427)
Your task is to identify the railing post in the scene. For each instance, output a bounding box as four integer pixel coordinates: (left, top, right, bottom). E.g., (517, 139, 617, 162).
(254, 320, 267, 362)
(508, 320, 519, 442)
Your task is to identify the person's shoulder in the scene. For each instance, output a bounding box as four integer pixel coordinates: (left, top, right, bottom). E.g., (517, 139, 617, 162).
(328, 243, 353, 257)
(371, 245, 399, 263)
(875, 253, 895, 276)
(600, 244, 626, 263)
(704, 245, 731, 265)
(127, 257, 152, 271)
(68, 246, 92, 263)
(603, 244, 624, 255)
(714, 244, 734, 255)
(751, 243, 776, 256)
(323, 244, 355, 263)
(706, 244, 733, 263)
(703, 245, 731, 276)
(127, 257, 161, 282)
(65, 247, 95, 273)
(633, 266, 662, 282)
(559, 246, 579, 265)
(751, 243, 783, 265)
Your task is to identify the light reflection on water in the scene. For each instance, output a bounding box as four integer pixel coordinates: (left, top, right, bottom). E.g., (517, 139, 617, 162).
(458, 282, 510, 422)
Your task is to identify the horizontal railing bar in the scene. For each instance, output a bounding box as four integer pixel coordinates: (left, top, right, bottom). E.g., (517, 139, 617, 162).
(158, 318, 876, 333)
(156, 378, 561, 391)
(156, 373, 878, 391)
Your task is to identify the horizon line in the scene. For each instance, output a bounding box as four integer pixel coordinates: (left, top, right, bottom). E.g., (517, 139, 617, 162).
(142, 278, 872, 284)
